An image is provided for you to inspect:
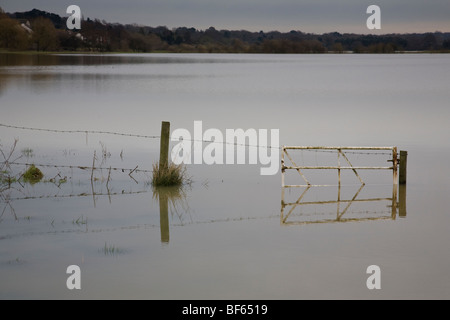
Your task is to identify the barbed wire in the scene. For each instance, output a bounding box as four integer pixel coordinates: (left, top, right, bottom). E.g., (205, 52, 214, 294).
(0, 189, 150, 202)
(1, 122, 393, 155)
(7, 161, 152, 174)
(0, 122, 282, 150)
(0, 123, 160, 139)
(173, 138, 282, 150)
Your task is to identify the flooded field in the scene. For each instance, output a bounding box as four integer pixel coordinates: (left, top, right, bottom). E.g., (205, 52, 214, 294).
(1, 53, 450, 299)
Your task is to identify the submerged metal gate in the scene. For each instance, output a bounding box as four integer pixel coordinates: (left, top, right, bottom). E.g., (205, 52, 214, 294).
(281, 146, 404, 187)
(280, 146, 408, 225)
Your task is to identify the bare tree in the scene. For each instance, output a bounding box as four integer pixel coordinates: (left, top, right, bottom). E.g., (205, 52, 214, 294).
(31, 17, 59, 51)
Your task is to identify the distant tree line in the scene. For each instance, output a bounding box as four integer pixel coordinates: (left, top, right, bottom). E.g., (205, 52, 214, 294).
(1, 8, 450, 53)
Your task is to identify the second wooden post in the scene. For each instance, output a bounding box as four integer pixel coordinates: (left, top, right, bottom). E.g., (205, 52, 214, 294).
(399, 150, 407, 185)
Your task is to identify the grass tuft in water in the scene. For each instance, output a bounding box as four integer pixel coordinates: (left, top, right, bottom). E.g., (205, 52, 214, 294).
(151, 161, 188, 187)
(22, 165, 44, 184)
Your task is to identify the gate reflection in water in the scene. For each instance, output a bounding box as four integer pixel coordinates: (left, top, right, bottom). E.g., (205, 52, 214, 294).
(280, 184, 406, 226)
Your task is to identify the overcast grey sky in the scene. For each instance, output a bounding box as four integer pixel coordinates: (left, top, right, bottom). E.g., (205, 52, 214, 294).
(1, 0, 449, 33)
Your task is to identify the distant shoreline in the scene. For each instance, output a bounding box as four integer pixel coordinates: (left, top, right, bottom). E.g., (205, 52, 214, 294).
(1, 50, 449, 55)
(2, 8, 450, 54)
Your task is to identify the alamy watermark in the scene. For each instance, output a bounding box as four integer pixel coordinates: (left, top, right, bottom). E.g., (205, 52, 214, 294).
(66, 5, 82, 30)
(66, 265, 81, 290)
(64, 5, 380, 32)
(366, 265, 381, 290)
(65, 263, 381, 291)
(367, 5, 381, 30)
(171, 121, 280, 176)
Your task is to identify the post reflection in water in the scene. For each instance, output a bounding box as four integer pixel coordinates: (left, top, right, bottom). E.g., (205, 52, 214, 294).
(153, 185, 190, 245)
(280, 183, 406, 226)
(398, 184, 407, 218)
(159, 190, 170, 244)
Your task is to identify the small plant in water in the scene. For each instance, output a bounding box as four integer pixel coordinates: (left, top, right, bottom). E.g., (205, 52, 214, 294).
(22, 165, 44, 184)
(21, 148, 34, 159)
(72, 215, 88, 225)
(100, 242, 127, 256)
(1, 139, 22, 186)
(99, 141, 111, 165)
(1, 170, 17, 186)
(6, 257, 25, 265)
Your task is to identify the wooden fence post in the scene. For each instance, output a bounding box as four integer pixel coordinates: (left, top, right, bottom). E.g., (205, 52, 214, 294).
(159, 121, 170, 170)
(399, 150, 407, 185)
(157, 121, 170, 244)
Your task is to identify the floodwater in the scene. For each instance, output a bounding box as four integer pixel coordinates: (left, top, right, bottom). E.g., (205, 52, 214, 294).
(0, 53, 450, 300)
